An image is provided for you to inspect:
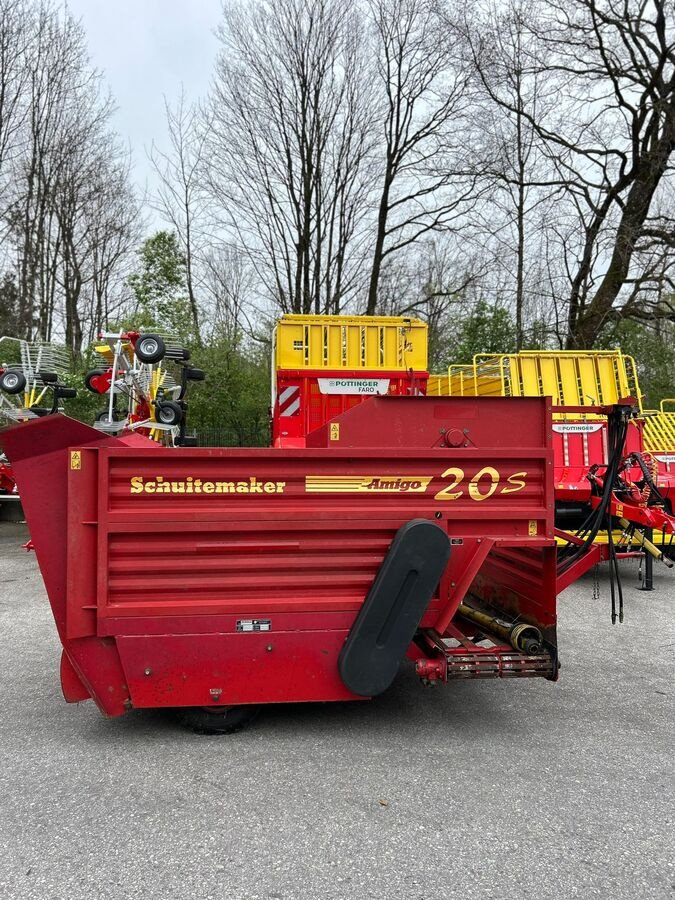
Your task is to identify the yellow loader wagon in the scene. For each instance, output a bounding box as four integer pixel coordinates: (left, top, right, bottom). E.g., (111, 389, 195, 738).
(642, 400, 675, 504)
(428, 350, 675, 564)
(271, 314, 429, 447)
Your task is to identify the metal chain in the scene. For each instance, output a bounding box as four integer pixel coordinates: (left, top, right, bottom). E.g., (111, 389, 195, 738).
(592, 564, 600, 603)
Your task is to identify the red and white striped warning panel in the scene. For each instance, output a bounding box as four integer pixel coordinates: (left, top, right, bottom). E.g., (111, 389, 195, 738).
(278, 385, 301, 416)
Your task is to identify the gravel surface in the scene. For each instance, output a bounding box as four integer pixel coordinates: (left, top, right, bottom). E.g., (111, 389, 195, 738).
(0, 520, 673, 900)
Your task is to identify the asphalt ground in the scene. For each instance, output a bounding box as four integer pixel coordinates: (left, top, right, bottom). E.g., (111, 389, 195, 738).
(0, 520, 673, 900)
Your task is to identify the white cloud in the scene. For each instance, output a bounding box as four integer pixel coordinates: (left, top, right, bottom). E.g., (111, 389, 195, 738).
(66, 0, 221, 197)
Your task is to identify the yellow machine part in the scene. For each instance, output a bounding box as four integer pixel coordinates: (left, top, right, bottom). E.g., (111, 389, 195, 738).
(427, 350, 642, 410)
(642, 400, 675, 453)
(554, 530, 671, 550)
(274, 314, 427, 371)
(94, 342, 134, 365)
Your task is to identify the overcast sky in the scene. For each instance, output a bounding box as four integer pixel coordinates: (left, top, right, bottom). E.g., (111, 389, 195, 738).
(66, 1, 221, 199)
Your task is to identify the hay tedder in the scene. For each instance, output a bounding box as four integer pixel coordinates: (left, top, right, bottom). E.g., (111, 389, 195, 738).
(83, 330, 205, 446)
(0, 337, 77, 498)
(0, 336, 76, 422)
(0, 317, 672, 733)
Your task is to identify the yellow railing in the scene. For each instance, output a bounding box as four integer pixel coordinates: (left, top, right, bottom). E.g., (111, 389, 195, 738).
(643, 400, 675, 452)
(429, 350, 643, 409)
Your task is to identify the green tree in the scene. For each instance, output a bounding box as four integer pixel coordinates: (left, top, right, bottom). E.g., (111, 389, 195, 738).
(128, 231, 199, 343)
(187, 337, 271, 445)
(451, 301, 518, 365)
(0, 274, 20, 338)
(596, 319, 675, 408)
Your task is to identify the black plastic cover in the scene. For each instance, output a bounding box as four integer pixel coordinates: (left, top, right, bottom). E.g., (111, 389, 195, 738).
(338, 519, 451, 697)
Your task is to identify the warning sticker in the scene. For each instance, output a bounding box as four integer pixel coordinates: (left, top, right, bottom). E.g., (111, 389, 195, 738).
(236, 619, 271, 633)
(70, 450, 82, 470)
(330, 423, 340, 441)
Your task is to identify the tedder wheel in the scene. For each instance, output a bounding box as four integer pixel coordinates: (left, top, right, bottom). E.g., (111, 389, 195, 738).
(54, 386, 77, 400)
(177, 705, 259, 735)
(84, 369, 107, 393)
(29, 407, 50, 417)
(166, 347, 191, 362)
(155, 399, 183, 426)
(38, 371, 58, 384)
(0, 370, 26, 394)
(135, 333, 166, 364)
(95, 409, 120, 424)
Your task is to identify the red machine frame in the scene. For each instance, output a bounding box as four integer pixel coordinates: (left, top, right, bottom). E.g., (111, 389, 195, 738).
(272, 369, 428, 447)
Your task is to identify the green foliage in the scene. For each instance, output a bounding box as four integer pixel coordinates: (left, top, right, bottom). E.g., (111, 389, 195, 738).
(128, 231, 195, 341)
(0, 274, 19, 337)
(596, 319, 675, 408)
(434, 300, 518, 368)
(58, 369, 103, 423)
(187, 337, 271, 445)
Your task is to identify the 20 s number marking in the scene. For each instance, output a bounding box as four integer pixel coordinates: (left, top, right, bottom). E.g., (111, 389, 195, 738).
(434, 467, 527, 502)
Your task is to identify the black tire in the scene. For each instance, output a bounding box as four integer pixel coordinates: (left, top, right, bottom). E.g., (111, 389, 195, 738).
(84, 369, 107, 393)
(29, 406, 50, 417)
(185, 367, 205, 382)
(176, 705, 259, 735)
(0, 370, 26, 394)
(155, 399, 183, 426)
(166, 347, 191, 362)
(95, 409, 120, 424)
(38, 371, 57, 384)
(135, 334, 166, 364)
(54, 386, 77, 400)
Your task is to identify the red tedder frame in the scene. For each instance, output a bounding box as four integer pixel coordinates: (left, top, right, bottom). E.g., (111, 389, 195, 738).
(3, 395, 558, 719)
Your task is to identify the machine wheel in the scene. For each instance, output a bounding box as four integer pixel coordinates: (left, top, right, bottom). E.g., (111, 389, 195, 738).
(177, 705, 259, 735)
(38, 371, 58, 384)
(54, 386, 77, 400)
(0, 370, 26, 394)
(166, 347, 190, 362)
(95, 409, 120, 424)
(135, 334, 166, 364)
(155, 399, 183, 426)
(84, 369, 107, 393)
(29, 407, 50, 417)
(185, 367, 205, 382)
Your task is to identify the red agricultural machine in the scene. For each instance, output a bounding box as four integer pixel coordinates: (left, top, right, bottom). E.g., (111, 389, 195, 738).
(428, 350, 675, 573)
(3, 393, 564, 733)
(643, 399, 675, 505)
(0, 318, 672, 733)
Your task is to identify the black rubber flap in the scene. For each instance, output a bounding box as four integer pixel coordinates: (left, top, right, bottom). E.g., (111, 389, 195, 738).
(339, 519, 451, 697)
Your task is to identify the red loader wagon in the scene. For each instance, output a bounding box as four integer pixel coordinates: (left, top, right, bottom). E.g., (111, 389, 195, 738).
(2, 394, 573, 733)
